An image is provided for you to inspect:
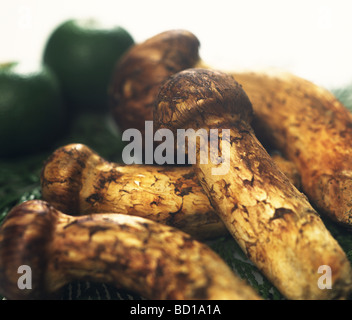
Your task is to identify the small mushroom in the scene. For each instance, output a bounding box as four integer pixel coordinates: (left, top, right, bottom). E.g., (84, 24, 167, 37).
(0, 199, 261, 300)
(154, 68, 352, 300)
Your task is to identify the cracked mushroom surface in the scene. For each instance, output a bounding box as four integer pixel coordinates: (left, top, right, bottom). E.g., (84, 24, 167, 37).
(232, 70, 352, 228)
(109, 29, 352, 229)
(0, 200, 261, 300)
(41, 143, 227, 240)
(154, 68, 352, 300)
(108, 29, 302, 184)
(40, 143, 302, 240)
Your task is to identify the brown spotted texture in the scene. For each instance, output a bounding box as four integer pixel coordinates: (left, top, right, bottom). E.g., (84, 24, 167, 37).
(269, 152, 301, 190)
(154, 68, 253, 133)
(0, 200, 261, 300)
(107, 30, 301, 187)
(109, 27, 352, 228)
(41, 144, 226, 240)
(108, 29, 200, 136)
(154, 68, 352, 300)
(231, 70, 352, 228)
(41, 143, 301, 240)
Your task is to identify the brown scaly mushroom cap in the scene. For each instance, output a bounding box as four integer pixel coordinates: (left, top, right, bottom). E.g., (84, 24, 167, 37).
(0, 200, 56, 299)
(109, 29, 200, 134)
(40, 143, 96, 214)
(154, 68, 253, 132)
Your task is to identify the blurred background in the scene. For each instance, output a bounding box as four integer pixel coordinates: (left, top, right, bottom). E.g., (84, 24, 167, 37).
(1, 0, 352, 90)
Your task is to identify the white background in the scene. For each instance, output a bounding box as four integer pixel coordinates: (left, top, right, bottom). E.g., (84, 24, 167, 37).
(1, 0, 352, 90)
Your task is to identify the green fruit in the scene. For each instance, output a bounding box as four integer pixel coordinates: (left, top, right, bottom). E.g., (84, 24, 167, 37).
(43, 19, 135, 113)
(0, 62, 66, 157)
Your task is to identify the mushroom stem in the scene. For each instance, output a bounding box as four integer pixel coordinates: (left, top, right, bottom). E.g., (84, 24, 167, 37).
(230, 70, 352, 227)
(108, 29, 301, 183)
(154, 68, 352, 300)
(0, 200, 261, 300)
(41, 143, 301, 240)
(109, 29, 352, 228)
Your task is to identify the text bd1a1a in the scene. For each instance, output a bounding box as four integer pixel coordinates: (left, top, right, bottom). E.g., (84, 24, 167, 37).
(128, 302, 223, 317)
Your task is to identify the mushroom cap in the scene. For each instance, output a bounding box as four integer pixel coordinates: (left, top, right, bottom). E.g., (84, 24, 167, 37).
(109, 29, 200, 134)
(0, 200, 57, 299)
(154, 68, 253, 132)
(41, 143, 95, 214)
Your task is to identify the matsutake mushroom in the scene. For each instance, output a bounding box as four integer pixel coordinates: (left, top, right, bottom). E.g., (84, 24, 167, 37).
(41, 143, 301, 240)
(109, 29, 352, 229)
(0, 199, 261, 300)
(154, 68, 352, 300)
